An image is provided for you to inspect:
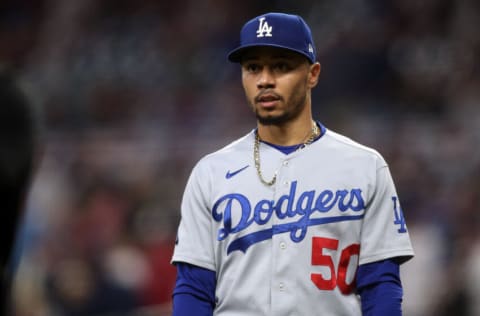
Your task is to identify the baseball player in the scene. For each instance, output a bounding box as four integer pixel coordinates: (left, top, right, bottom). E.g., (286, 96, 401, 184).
(171, 12, 414, 315)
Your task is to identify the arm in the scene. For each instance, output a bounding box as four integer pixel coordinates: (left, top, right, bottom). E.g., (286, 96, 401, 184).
(357, 158, 414, 315)
(171, 161, 217, 315)
(356, 258, 403, 316)
(172, 262, 216, 316)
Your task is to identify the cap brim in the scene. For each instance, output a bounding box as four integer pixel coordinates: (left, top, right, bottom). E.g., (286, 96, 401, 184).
(227, 44, 314, 63)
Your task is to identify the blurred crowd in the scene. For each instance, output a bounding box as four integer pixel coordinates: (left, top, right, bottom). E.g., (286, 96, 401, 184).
(1, 0, 479, 315)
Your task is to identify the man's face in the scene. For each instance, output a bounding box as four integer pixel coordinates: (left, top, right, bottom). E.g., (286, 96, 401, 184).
(240, 46, 320, 126)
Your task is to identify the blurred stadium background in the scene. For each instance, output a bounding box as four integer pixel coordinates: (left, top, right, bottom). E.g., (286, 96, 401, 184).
(1, 0, 479, 315)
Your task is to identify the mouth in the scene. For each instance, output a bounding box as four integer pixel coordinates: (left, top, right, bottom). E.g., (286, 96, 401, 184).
(255, 92, 281, 108)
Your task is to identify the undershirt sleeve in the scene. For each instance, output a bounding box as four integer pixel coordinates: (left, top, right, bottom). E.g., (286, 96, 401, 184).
(172, 262, 216, 316)
(356, 258, 404, 316)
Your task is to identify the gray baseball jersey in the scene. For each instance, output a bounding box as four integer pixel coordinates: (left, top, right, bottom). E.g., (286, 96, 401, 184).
(172, 126, 414, 315)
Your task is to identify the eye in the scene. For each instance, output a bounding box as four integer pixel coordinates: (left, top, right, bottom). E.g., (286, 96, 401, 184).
(273, 62, 292, 72)
(243, 63, 261, 73)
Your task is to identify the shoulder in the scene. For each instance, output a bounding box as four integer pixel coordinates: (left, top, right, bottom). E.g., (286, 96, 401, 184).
(191, 130, 254, 173)
(321, 128, 388, 169)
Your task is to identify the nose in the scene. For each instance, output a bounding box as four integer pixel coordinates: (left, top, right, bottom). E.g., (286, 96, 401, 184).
(257, 68, 275, 89)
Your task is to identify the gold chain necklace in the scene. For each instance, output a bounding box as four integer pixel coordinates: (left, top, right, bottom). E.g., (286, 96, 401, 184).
(254, 121, 319, 186)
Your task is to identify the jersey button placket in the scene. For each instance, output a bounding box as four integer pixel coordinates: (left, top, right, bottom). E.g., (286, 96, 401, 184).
(270, 159, 295, 316)
(282, 159, 290, 186)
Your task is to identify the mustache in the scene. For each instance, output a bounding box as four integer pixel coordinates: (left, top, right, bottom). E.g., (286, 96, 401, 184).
(254, 90, 283, 103)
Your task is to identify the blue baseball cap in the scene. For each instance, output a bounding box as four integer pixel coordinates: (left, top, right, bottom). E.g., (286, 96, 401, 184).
(227, 12, 316, 64)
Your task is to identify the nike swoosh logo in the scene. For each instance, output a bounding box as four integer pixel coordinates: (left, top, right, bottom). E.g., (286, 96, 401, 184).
(226, 165, 249, 179)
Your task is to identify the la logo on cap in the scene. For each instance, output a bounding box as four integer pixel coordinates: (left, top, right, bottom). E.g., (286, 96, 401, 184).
(256, 17, 272, 38)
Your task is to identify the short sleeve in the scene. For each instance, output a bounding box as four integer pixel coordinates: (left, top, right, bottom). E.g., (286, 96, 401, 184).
(171, 161, 216, 271)
(359, 161, 414, 265)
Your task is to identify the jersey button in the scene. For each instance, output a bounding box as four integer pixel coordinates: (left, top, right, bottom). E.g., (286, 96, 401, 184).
(279, 282, 285, 291)
(280, 242, 286, 250)
(283, 160, 289, 166)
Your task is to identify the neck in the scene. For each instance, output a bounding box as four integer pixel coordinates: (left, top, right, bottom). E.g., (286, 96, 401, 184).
(257, 117, 315, 146)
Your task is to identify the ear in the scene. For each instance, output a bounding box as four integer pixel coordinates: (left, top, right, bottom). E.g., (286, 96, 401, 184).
(307, 62, 321, 88)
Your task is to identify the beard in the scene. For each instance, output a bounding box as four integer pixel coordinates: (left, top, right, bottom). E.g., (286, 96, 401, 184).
(252, 88, 308, 126)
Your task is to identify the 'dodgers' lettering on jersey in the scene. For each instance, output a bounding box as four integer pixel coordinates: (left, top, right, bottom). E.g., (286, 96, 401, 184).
(212, 181, 365, 254)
